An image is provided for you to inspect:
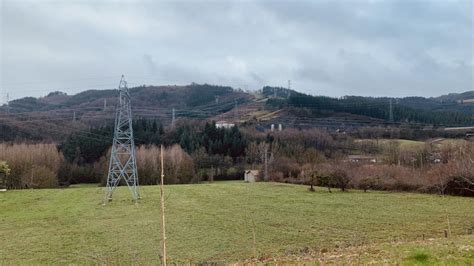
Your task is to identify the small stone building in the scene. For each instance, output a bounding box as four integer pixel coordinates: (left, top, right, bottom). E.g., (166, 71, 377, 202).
(244, 170, 259, 183)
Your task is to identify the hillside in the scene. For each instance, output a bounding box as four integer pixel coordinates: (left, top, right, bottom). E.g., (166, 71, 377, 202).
(435, 91, 474, 102)
(261, 87, 474, 128)
(397, 95, 474, 114)
(1, 182, 473, 264)
(0, 84, 250, 141)
(0, 85, 473, 141)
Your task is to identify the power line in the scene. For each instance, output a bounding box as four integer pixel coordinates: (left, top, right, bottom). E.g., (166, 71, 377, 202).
(0, 118, 107, 142)
(3, 82, 119, 95)
(2, 101, 469, 129)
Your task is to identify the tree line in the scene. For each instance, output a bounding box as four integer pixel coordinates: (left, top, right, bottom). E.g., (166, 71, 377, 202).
(262, 87, 474, 126)
(1, 118, 472, 196)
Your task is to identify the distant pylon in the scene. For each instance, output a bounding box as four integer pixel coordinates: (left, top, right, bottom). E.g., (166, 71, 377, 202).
(234, 100, 238, 121)
(105, 75, 140, 203)
(172, 108, 176, 126)
(6, 93, 10, 114)
(287, 80, 291, 99)
(389, 99, 394, 122)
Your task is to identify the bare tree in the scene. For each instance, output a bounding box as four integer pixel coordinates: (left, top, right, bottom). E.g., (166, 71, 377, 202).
(454, 146, 474, 193)
(331, 168, 351, 192)
(426, 164, 454, 237)
(300, 164, 316, 192)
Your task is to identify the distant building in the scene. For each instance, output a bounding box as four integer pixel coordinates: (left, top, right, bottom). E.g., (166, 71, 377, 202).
(216, 121, 235, 129)
(466, 132, 474, 140)
(347, 155, 377, 164)
(444, 126, 474, 131)
(458, 99, 474, 104)
(244, 170, 259, 183)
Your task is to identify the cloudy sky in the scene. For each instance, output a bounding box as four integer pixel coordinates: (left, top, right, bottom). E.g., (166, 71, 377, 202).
(1, 0, 473, 102)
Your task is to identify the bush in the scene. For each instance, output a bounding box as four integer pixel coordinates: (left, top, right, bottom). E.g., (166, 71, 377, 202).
(165, 144, 195, 184)
(133, 144, 195, 185)
(331, 167, 351, 192)
(269, 156, 300, 181)
(22, 166, 58, 188)
(0, 161, 11, 188)
(426, 160, 474, 197)
(0, 143, 62, 189)
(351, 165, 426, 192)
(135, 145, 161, 185)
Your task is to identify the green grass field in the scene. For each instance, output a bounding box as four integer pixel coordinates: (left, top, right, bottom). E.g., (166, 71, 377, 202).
(1, 182, 473, 264)
(356, 139, 426, 149)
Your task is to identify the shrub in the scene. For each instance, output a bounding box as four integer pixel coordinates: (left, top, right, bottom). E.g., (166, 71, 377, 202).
(330, 165, 351, 192)
(0, 161, 11, 188)
(22, 165, 58, 188)
(312, 163, 335, 192)
(135, 145, 161, 185)
(350, 166, 380, 192)
(426, 159, 474, 197)
(352, 164, 426, 192)
(0, 143, 62, 189)
(165, 144, 195, 183)
(269, 156, 300, 181)
(132, 144, 195, 185)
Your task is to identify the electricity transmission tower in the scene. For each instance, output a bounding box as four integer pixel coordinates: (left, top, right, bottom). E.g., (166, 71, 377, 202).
(389, 98, 394, 122)
(6, 93, 10, 114)
(104, 75, 140, 203)
(287, 80, 291, 99)
(172, 108, 176, 126)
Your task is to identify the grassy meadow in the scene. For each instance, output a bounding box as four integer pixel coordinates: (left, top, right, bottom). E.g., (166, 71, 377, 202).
(1, 182, 473, 264)
(355, 138, 426, 149)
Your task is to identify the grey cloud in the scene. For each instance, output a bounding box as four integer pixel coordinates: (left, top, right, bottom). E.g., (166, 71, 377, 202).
(1, 0, 472, 102)
(142, 54, 158, 75)
(249, 71, 265, 85)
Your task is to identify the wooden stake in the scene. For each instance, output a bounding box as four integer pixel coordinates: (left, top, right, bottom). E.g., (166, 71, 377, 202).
(252, 219, 257, 258)
(160, 145, 167, 265)
(442, 193, 452, 238)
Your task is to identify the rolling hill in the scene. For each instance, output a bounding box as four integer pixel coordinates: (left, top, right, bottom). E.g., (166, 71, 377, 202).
(0, 84, 473, 142)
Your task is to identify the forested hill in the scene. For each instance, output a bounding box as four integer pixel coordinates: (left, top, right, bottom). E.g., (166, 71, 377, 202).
(0, 83, 250, 141)
(263, 86, 474, 126)
(4, 83, 248, 114)
(0, 83, 473, 142)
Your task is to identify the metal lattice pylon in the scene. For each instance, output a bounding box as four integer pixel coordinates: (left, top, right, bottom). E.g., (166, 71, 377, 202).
(105, 75, 140, 203)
